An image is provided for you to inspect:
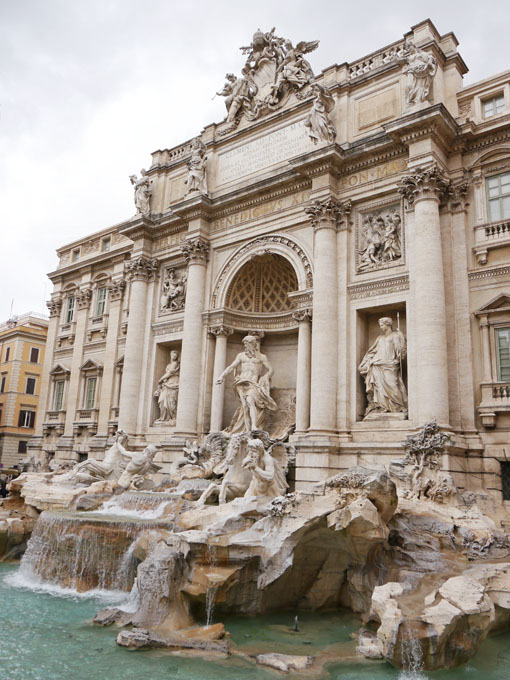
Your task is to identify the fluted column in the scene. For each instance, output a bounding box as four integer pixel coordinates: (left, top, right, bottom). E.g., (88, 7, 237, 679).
(118, 257, 158, 435)
(293, 309, 312, 433)
(175, 237, 209, 435)
(34, 295, 62, 435)
(399, 165, 450, 425)
(209, 325, 234, 432)
(64, 286, 92, 436)
(305, 198, 349, 433)
(97, 277, 126, 434)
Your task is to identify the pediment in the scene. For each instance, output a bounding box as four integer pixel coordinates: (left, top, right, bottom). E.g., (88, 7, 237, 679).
(474, 293, 510, 316)
(80, 358, 103, 373)
(49, 363, 70, 377)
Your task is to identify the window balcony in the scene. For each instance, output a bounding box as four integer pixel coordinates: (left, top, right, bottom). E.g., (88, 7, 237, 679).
(74, 408, 99, 436)
(43, 410, 66, 436)
(473, 218, 510, 265)
(478, 381, 510, 427)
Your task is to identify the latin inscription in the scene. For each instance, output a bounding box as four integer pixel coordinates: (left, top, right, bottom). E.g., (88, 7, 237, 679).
(217, 120, 313, 185)
(155, 231, 187, 252)
(211, 190, 311, 232)
(338, 158, 407, 191)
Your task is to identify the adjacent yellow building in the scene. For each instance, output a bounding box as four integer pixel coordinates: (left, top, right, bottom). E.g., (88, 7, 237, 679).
(0, 313, 48, 468)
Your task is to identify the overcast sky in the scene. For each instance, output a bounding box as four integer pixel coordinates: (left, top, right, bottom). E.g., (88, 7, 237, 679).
(1, 0, 508, 321)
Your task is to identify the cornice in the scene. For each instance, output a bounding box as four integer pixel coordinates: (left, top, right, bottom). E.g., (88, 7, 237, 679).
(48, 245, 132, 281)
(383, 104, 459, 153)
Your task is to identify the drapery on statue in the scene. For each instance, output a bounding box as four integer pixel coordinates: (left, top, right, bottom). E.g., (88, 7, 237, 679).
(242, 437, 288, 500)
(117, 444, 161, 490)
(304, 83, 336, 144)
(359, 317, 407, 417)
(129, 169, 151, 216)
(399, 40, 437, 107)
(216, 73, 253, 122)
(185, 138, 208, 195)
(216, 335, 277, 433)
(154, 350, 180, 424)
(160, 269, 187, 311)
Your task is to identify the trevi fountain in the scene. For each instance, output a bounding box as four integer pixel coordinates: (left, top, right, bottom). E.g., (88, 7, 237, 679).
(2, 20, 510, 680)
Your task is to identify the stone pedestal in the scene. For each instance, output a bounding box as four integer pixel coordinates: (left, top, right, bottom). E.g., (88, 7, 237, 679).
(175, 238, 209, 436)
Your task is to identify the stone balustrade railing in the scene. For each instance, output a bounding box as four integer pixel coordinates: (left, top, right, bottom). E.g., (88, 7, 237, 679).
(151, 141, 193, 168)
(348, 41, 406, 80)
(473, 218, 510, 264)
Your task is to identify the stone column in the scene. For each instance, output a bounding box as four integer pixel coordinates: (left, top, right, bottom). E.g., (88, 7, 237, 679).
(97, 277, 126, 435)
(479, 316, 492, 382)
(34, 295, 62, 436)
(175, 237, 209, 435)
(63, 286, 92, 436)
(209, 325, 234, 432)
(293, 309, 312, 433)
(399, 165, 450, 425)
(305, 198, 349, 433)
(118, 257, 158, 435)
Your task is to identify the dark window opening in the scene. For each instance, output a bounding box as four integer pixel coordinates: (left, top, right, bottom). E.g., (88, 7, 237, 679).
(502, 462, 510, 501)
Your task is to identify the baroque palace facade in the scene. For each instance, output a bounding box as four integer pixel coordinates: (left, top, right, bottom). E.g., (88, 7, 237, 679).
(31, 19, 510, 502)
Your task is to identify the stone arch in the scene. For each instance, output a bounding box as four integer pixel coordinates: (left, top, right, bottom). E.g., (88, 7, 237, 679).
(468, 145, 510, 172)
(211, 234, 313, 309)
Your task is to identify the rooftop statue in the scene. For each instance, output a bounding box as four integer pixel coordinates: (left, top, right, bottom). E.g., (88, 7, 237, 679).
(129, 168, 151, 216)
(305, 83, 336, 144)
(216, 334, 277, 433)
(216, 28, 319, 125)
(398, 40, 437, 107)
(185, 137, 208, 195)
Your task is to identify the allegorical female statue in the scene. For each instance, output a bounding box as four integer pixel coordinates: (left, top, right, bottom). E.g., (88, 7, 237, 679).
(154, 350, 180, 424)
(358, 317, 407, 418)
(305, 83, 336, 144)
(400, 40, 437, 107)
(129, 168, 151, 216)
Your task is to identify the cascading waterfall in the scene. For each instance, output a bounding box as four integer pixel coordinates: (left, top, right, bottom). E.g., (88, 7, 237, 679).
(205, 544, 218, 627)
(399, 623, 427, 680)
(10, 510, 167, 596)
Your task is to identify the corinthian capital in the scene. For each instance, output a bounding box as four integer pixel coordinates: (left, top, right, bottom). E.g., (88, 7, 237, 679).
(180, 237, 210, 265)
(125, 256, 159, 282)
(445, 178, 470, 213)
(46, 295, 62, 318)
(397, 164, 450, 208)
(209, 324, 234, 338)
(305, 197, 351, 231)
(292, 308, 312, 323)
(107, 277, 127, 301)
(76, 287, 92, 310)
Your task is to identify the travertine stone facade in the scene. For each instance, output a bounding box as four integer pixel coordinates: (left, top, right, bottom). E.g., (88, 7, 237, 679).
(31, 20, 510, 503)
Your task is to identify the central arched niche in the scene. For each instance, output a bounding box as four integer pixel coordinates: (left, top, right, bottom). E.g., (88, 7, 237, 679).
(225, 253, 298, 313)
(222, 252, 299, 437)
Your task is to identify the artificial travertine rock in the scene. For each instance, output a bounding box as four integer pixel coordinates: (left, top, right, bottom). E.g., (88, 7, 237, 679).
(256, 653, 314, 673)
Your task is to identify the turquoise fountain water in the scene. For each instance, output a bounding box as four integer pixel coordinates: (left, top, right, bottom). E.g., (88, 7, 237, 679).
(2, 562, 510, 680)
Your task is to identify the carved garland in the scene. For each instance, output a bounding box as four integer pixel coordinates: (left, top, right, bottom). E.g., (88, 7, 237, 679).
(211, 235, 313, 308)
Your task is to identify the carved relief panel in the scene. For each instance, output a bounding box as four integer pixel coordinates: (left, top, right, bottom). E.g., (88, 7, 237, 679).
(159, 266, 187, 314)
(355, 200, 404, 274)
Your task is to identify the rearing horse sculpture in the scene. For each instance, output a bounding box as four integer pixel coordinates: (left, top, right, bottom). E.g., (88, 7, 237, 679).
(198, 433, 251, 505)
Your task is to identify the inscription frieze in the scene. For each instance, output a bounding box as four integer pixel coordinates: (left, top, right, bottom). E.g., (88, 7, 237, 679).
(338, 158, 407, 191)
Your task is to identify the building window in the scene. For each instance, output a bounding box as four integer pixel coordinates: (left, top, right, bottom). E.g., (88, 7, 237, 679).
(96, 287, 107, 316)
(502, 462, 510, 501)
(25, 377, 36, 395)
(487, 172, 510, 222)
(0, 374, 6, 393)
(85, 377, 97, 409)
(483, 94, 505, 119)
(496, 327, 510, 381)
(54, 380, 65, 411)
(29, 347, 40, 363)
(18, 409, 35, 428)
(4, 346, 10, 362)
(72, 248, 80, 262)
(102, 237, 111, 252)
(18, 441, 27, 454)
(65, 296, 75, 323)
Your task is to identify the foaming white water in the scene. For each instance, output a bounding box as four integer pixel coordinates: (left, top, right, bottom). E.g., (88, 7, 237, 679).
(92, 495, 171, 519)
(4, 568, 132, 605)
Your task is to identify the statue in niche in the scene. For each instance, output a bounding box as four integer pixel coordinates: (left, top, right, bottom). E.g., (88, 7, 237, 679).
(185, 138, 208, 195)
(358, 209, 402, 271)
(359, 317, 407, 418)
(160, 268, 187, 311)
(398, 40, 437, 107)
(129, 169, 152, 216)
(117, 444, 161, 490)
(216, 335, 277, 433)
(242, 437, 288, 500)
(305, 83, 336, 144)
(154, 351, 180, 424)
